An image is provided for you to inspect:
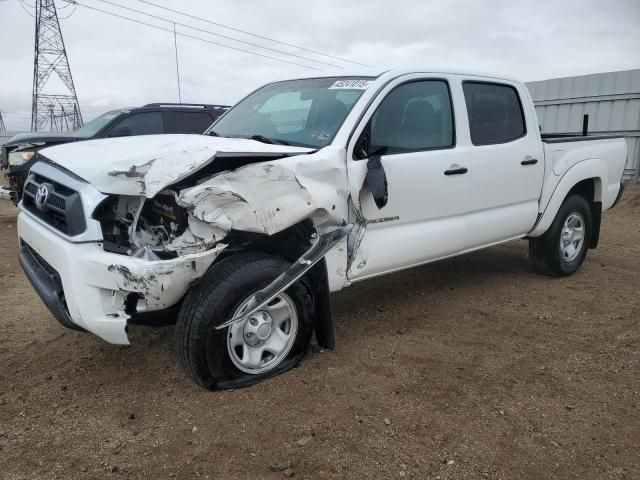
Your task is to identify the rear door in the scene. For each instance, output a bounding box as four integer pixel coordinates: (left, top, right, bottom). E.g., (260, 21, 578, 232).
(460, 79, 544, 248)
(347, 75, 470, 280)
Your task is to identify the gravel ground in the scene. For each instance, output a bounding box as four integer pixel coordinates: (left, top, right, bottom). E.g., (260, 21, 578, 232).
(1, 184, 639, 480)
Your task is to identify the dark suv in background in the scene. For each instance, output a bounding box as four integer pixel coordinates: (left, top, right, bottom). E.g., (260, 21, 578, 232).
(0, 103, 229, 204)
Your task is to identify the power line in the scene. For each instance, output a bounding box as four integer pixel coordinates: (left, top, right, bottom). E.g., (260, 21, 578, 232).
(63, 1, 322, 71)
(94, 0, 343, 69)
(136, 0, 368, 67)
(17, 0, 35, 17)
(57, 1, 76, 19)
(19, 1, 77, 20)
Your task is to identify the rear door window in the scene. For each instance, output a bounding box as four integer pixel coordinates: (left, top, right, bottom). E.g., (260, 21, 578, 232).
(173, 111, 215, 134)
(107, 111, 164, 136)
(462, 82, 526, 145)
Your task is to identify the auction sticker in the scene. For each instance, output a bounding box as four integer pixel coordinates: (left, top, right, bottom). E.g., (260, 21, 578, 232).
(329, 79, 370, 90)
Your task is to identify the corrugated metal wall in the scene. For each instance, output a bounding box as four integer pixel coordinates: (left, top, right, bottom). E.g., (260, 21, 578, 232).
(527, 69, 640, 180)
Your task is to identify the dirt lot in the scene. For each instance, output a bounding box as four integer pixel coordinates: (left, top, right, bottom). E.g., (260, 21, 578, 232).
(1, 185, 639, 480)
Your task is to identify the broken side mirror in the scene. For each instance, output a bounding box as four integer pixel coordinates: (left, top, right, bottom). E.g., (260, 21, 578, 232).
(365, 152, 388, 209)
(355, 127, 388, 209)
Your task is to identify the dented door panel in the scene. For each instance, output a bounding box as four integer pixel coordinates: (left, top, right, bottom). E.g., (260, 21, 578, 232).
(346, 149, 469, 280)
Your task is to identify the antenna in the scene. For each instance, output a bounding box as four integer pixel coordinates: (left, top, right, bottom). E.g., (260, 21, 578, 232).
(32, 0, 83, 132)
(173, 22, 182, 105)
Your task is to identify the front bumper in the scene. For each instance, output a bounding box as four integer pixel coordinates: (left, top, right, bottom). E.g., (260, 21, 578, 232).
(19, 241, 85, 332)
(18, 211, 224, 344)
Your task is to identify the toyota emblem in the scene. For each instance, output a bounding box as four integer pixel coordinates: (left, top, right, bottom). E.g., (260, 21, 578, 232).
(35, 184, 50, 209)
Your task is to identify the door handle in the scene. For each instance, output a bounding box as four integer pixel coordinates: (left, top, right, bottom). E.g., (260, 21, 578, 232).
(444, 167, 468, 176)
(521, 158, 538, 166)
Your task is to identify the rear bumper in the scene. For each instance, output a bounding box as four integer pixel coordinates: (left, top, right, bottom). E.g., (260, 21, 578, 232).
(17, 211, 224, 344)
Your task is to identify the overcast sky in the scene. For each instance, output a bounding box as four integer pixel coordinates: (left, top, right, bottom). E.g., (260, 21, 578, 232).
(1, 0, 639, 130)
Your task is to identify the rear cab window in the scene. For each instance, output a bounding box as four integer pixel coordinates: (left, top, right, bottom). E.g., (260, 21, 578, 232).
(462, 81, 526, 145)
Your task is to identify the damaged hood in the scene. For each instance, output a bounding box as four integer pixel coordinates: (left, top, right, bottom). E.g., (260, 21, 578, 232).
(39, 134, 313, 197)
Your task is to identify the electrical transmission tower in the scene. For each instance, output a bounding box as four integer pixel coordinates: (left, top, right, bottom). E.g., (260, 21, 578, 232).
(31, 0, 82, 132)
(0, 111, 6, 134)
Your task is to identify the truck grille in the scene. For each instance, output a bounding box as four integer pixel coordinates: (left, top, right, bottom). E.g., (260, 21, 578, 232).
(22, 172, 86, 236)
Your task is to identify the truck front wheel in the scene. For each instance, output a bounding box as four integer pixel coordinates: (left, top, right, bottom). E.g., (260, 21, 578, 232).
(529, 194, 592, 277)
(175, 252, 314, 390)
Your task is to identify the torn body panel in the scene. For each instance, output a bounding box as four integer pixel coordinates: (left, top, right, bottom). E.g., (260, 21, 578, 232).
(215, 225, 352, 330)
(176, 160, 345, 238)
(97, 146, 352, 262)
(105, 244, 226, 311)
(39, 135, 313, 197)
(43, 135, 353, 270)
(134, 146, 354, 284)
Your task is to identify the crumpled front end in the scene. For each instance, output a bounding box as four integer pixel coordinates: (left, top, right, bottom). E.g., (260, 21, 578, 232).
(90, 140, 350, 263)
(20, 138, 351, 344)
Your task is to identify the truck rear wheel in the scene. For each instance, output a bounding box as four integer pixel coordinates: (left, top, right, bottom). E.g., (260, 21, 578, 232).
(175, 252, 314, 390)
(529, 194, 592, 277)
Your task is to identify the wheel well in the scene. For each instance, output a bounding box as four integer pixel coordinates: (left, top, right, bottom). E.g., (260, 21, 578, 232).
(218, 220, 336, 349)
(567, 178, 595, 202)
(566, 178, 602, 249)
(242, 220, 316, 261)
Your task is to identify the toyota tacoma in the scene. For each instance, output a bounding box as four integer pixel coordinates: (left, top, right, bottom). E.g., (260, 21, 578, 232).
(17, 68, 627, 389)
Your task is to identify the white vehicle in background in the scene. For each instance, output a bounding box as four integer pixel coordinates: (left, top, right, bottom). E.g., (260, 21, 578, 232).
(17, 68, 627, 389)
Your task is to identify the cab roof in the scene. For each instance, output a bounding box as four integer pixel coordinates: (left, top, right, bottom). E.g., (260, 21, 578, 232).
(273, 67, 523, 86)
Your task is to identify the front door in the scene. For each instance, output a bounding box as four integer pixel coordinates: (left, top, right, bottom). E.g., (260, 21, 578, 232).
(346, 76, 470, 281)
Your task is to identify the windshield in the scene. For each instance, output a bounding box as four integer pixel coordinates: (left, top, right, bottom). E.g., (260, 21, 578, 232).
(73, 110, 123, 138)
(208, 77, 372, 148)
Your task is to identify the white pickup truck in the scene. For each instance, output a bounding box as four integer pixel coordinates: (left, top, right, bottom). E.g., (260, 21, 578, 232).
(18, 68, 627, 389)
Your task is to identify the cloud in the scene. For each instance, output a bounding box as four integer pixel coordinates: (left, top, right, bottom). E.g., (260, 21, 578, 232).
(0, 0, 638, 130)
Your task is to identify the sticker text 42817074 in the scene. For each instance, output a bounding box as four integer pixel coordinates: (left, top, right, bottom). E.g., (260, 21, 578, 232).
(328, 79, 370, 90)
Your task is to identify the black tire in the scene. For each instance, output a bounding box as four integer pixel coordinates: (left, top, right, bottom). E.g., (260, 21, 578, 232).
(529, 194, 592, 277)
(175, 252, 314, 390)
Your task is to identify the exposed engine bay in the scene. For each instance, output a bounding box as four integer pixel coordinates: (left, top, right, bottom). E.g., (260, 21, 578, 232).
(96, 191, 198, 259)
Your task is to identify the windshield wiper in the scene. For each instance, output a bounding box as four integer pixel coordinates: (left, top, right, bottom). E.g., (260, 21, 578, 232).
(208, 130, 221, 137)
(250, 135, 290, 146)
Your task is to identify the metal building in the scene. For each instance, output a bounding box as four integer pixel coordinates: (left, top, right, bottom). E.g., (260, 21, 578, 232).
(527, 69, 640, 180)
